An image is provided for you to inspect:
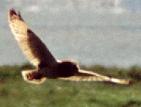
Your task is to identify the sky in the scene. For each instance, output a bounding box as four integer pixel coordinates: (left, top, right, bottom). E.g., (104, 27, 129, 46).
(1, 0, 141, 67)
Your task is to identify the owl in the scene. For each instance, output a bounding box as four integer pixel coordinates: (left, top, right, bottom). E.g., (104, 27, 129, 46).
(8, 9, 130, 85)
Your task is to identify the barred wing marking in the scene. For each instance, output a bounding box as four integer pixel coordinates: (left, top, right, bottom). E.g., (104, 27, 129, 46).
(8, 9, 57, 68)
(59, 69, 130, 85)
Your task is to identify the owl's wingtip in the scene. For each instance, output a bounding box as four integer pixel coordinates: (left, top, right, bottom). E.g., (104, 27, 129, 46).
(9, 8, 17, 17)
(8, 8, 22, 21)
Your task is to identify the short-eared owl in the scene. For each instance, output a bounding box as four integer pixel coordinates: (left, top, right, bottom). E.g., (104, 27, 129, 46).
(8, 9, 130, 85)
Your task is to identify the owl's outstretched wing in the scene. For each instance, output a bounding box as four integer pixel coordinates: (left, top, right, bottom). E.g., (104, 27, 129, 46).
(8, 9, 57, 68)
(59, 69, 130, 85)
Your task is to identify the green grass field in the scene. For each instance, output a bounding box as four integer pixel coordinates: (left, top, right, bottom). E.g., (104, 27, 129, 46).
(0, 64, 141, 107)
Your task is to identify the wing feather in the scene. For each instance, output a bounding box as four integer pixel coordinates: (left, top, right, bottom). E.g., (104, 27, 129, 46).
(59, 69, 130, 85)
(8, 9, 57, 68)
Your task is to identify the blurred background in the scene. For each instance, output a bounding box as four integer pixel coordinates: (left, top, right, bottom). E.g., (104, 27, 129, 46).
(1, 0, 141, 67)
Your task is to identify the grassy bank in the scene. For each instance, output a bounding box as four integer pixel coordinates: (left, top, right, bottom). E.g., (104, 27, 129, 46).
(0, 64, 141, 107)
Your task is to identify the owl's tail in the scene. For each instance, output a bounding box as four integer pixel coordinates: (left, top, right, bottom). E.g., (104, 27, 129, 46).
(21, 69, 46, 85)
(59, 69, 130, 85)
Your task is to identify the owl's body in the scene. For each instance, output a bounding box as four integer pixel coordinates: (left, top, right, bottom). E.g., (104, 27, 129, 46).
(8, 9, 130, 85)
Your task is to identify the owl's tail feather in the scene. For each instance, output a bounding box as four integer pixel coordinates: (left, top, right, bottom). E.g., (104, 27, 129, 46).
(21, 70, 46, 85)
(59, 69, 130, 85)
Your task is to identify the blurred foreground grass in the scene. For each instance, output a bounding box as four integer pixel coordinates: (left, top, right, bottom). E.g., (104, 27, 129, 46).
(0, 64, 141, 107)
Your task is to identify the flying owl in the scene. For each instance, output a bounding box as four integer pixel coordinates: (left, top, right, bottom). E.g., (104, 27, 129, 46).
(8, 9, 130, 85)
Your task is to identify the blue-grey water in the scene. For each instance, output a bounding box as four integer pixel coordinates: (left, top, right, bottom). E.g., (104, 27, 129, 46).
(1, 0, 141, 67)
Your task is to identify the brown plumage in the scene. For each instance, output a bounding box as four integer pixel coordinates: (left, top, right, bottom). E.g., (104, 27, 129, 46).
(8, 9, 130, 85)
